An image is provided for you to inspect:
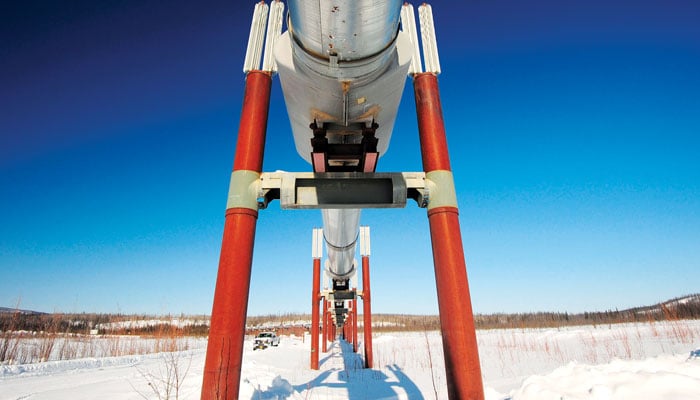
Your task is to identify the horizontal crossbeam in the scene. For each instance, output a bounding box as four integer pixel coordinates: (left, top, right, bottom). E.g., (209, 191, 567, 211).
(257, 172, 429, 209)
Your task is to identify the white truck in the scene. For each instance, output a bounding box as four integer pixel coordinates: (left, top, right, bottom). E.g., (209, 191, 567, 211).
(253, 332, 280, 350)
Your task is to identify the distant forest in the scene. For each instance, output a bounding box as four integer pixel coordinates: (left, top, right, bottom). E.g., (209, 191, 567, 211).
(473, 293, 700, 330)
(243, 294, 700, 332)
(2, 294, 699, 335)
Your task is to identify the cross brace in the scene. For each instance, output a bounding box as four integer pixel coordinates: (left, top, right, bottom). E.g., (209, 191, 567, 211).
(256, 172, 429, 209)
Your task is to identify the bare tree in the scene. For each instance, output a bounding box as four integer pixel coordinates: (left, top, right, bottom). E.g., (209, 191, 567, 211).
(132, 350, 192, 400)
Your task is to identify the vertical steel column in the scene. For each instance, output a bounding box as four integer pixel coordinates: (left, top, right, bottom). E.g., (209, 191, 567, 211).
(310, 228, 322, 369)
(413, 72, 485, 400)
(322, 299, 328, 353)
(349, 311, 353, 344)
(360, 226, 373, 368)
(361, 255, 373, 368)
(349, 310, 353, 345)
(310, 262, 321, 369)
(327, 307, 331, 343)
(325, 301, 330, 343)
(200, 71, 271, 400)
(352, 296, 358, 352)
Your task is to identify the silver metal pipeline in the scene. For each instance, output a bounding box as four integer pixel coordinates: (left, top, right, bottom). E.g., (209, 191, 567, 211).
(287, 0, 403, 62)
(276, 0, 412, 162)
(322, 208, 360, 279)
(277, 0, 411, 280)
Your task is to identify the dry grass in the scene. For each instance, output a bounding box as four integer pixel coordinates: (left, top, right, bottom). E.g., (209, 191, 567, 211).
(2, 294, 698, 365)
(0, 314, 196, 364)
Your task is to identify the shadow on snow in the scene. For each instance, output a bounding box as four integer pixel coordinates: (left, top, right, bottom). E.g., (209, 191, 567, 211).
(252, 339, 425, 399)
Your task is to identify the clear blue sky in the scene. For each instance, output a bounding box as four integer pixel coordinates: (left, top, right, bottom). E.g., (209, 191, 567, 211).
(2, 0, 699, 316)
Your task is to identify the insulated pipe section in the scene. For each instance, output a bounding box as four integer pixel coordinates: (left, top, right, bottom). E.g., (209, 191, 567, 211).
(287, 0, 403, 62)
(275, 1, 413, 162)
(322, 208, 360, 279)
(278, 1, 410, 280)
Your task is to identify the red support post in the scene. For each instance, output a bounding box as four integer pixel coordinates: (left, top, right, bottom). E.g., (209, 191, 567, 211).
(322, 299, 328, 353)
(200, 71, 271, 400)
(328, 301, 333, 343)
(413, 72, 485, 400)
(348, 311, 352, 343)
(310, 258, 321, 370)
(326, 301, 330, 343)
(352, 296, 358, 353)
(350, 311, 354, 345)
(348, 309, 354, 346)
(361, 255, 373, 368)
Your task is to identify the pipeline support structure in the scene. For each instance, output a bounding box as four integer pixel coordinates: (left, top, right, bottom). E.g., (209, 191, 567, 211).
(201, 2, 485, 399)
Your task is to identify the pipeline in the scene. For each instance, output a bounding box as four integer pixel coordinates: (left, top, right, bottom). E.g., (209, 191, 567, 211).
(277, 0, 411, 280)
(287, 0, 403, 62)
(322, 208, 360, 279)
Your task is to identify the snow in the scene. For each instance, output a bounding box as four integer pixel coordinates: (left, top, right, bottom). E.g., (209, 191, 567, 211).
(1, 321, 700, 399)
(512, 356, 700, 400)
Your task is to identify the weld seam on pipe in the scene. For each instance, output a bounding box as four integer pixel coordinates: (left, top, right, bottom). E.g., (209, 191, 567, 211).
(324, 234, 359, 251)
(325, 259, 356, 279)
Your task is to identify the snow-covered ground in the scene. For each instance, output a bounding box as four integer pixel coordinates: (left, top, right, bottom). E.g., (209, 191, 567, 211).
(2, 320, 700, 399)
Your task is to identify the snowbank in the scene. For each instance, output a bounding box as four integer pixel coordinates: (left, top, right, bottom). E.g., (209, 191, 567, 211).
(1, 321, 699, 399)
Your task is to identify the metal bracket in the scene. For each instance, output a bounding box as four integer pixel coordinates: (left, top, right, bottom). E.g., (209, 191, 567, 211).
(256, 172, 429, 210)
(310, 121, 379, 173)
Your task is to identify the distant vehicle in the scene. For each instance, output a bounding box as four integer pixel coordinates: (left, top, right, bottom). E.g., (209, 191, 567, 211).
(253, 332, 280, 350)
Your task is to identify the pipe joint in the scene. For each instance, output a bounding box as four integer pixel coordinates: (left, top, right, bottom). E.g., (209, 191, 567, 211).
(425, 170, 458, 210)
(226, 170, 261, 211)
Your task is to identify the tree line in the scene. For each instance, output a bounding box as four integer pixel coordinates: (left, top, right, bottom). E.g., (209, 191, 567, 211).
(3, 294, 698, 334)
